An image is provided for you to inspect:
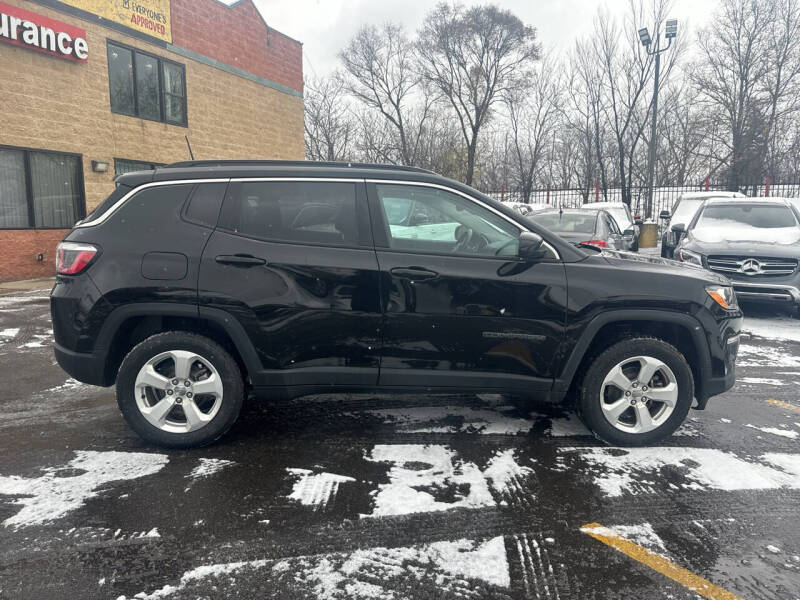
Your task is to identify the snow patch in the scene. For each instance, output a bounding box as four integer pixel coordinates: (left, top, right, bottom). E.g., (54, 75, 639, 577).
(286, 468, 355, 510)
(0, 450, 168, 527)
(127, 536, 509, 599)
(364, 405, 533, 435)
(483, 449, 536, 503)
(559, 447, 800, 497)
(745, 424, 798, 439)
(581, 523, 668, 557)
(740, 377, 784, 386)
(737, 344, 800, 367)
(743, 317, 800, 343)
(187, 458, 235, 480)
(363, 445, 493, 517)
(0, 328, 19, 341)
(542, 413, 591, 437)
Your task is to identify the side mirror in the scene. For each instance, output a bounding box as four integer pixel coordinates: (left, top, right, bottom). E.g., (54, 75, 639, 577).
(634, 218, 643, 226)
(623, 228, 635, 238)
(671, 223, 686, 233)
(659, 210, 670, 220)
(518, 231, 547, 260)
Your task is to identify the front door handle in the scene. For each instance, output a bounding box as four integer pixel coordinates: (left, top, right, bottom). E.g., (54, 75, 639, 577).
(390, 266, 439, 280)
(215, 254, 267, 267)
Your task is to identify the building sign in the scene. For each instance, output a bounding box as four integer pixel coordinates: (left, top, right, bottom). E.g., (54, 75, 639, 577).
(0, 2, 87, 61)
(60, 0, 171, 43)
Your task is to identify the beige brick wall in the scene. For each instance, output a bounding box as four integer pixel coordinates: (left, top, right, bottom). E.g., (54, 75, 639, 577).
(1, 0, 304, 212)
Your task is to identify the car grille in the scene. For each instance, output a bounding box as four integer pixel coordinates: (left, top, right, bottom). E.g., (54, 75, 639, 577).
(707, 255, 798, 277)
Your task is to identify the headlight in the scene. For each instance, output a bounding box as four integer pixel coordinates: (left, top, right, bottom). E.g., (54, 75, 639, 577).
(678, 248, 703, 266)
(706, 285, 738, 310)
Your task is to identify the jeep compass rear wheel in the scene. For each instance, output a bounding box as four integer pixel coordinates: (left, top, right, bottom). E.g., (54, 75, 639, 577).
(117, 332, 244, 448)
(578, 337, 693, 446)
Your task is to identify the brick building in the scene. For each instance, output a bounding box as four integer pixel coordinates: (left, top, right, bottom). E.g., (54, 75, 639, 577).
(0, 0, 304, 281)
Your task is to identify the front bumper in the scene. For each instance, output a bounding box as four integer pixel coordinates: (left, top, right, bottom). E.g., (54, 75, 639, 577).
(729, 281, 800, 304)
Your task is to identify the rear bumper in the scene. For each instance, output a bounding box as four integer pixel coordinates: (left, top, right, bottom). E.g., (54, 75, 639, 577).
(54, 342, 110, 387)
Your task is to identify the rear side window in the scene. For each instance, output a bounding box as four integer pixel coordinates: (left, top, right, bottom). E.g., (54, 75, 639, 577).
(221, 181, 359, 247)
(184, 183, 226, 228)
(81, 183, 133, 224)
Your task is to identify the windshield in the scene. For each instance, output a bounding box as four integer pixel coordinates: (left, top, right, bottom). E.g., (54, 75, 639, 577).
(671, 198, 704, 225)
(531, 212, 597, 234)
(693, 204, 800, 244)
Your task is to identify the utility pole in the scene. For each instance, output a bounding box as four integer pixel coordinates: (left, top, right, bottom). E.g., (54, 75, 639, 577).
(639, 19, 677, 219)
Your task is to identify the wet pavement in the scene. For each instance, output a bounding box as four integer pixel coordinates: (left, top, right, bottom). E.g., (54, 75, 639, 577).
(0, 289, 799, 599)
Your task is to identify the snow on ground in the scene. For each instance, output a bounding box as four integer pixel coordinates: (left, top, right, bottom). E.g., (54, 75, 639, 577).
(743, 317, 800, 343)
(0, 328, 19, 342)
(745, 424, 799, 439)
(0, 451, 168, 528)
(127, 536, 509, 600)
(286, 468, 356, 510)
(186, 458, 235, 480)
(740, 377, 785, 386)
(737, 344, 800, 367)
(482, 449, 536, 505)
(363, 405, 533, 435)
(558, 447, 800, 497)
(363, 444, 494, 517)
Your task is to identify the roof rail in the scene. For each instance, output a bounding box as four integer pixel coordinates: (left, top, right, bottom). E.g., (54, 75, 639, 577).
(162, 159, 435, 174)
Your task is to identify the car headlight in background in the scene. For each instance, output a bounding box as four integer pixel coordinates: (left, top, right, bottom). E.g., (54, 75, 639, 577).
(678, 248, 703, 266)
(706, 285, 738, 310)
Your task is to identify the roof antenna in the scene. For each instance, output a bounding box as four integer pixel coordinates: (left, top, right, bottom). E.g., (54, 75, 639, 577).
(185, 135, 195, 160)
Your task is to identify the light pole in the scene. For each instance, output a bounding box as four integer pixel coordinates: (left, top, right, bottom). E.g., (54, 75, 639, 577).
(639, 19, 677, 219)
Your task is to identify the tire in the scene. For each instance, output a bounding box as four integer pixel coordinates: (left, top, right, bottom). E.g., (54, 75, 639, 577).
(116, 332, 245, 448)
(577, 337, 694, 446)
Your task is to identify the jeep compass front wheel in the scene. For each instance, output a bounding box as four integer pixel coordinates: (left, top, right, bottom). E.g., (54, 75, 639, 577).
(578, 337, 693, 446)
(116, 332, 244, 448)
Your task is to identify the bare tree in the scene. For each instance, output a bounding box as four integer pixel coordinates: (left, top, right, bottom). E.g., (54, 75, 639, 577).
(339, 23, 434, 166)
(417, 3, 539, 185)
(503, 54, 563, 202)
(693, 0, 774, 189)
(303, 76, 355, 161)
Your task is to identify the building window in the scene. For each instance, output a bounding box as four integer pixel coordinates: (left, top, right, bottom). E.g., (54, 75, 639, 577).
(0, 146, 85, 230)
(107, 41, 187, 126)
(114, 158, 164, 177)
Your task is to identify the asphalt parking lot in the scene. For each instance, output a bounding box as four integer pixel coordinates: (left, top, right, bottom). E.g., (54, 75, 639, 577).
(0, 287, 799, 600)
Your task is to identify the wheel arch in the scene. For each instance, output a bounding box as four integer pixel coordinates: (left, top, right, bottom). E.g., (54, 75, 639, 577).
(96, 303, 261, 386)
(555, 310, 711, 404)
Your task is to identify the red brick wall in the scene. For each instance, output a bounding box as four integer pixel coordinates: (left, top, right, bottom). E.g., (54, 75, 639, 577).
(170, 0, 303, 93)
(0, 230, 66, 282)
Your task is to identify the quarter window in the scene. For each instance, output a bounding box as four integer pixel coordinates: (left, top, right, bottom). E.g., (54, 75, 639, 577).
(107, 42, 187, 126)
(376, 184, 520, 257)
(224, 181, 360, 247)
(0, 146, 84, 229)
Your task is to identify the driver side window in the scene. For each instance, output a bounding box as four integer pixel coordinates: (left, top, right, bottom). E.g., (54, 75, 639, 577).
(376, 184, 520, 257)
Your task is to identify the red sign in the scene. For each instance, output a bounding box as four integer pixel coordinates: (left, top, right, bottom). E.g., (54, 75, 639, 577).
(0, 2, 88, 62)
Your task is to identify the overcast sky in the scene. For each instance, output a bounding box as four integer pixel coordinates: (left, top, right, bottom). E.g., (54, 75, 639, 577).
(253, 0, 720, 79)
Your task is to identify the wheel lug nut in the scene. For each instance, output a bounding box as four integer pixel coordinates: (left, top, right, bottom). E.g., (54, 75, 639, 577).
(642, 397, 649, 402)
(632, 382, 638, 388)
(184, 380, 191, 387)
(625, 391, 631, 396)
(176, 397, 183, 404)
(642, 386, 648, 391)
(166, 389, 173, 395)
(630, 399, 636, 405)
(186, 392, 193, 398)
(172, 379, 179, 385)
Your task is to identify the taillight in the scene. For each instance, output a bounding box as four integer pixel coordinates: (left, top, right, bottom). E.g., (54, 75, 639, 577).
(581, 240, 608, 248)
(56, 242, 98, 275)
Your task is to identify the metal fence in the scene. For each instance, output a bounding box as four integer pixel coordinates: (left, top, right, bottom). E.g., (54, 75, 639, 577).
(482, 181, 800, 218)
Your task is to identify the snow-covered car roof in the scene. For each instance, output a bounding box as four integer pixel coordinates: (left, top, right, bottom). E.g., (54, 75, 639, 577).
(580, 202, 628, 209)
(704, 197, 792, 206)
(677, 191, 746, 199)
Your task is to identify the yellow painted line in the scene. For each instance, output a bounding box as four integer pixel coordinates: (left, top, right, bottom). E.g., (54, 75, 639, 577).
(766, 397, 800, 413)
(581, 523, 742, 600)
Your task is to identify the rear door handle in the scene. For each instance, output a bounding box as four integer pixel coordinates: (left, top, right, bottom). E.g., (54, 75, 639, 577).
(390, 267, 439, 280)
(215, 254, 267, 267)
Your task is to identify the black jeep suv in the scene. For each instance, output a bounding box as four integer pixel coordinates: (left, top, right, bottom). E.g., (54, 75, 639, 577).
(51, 161, 741, 448)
